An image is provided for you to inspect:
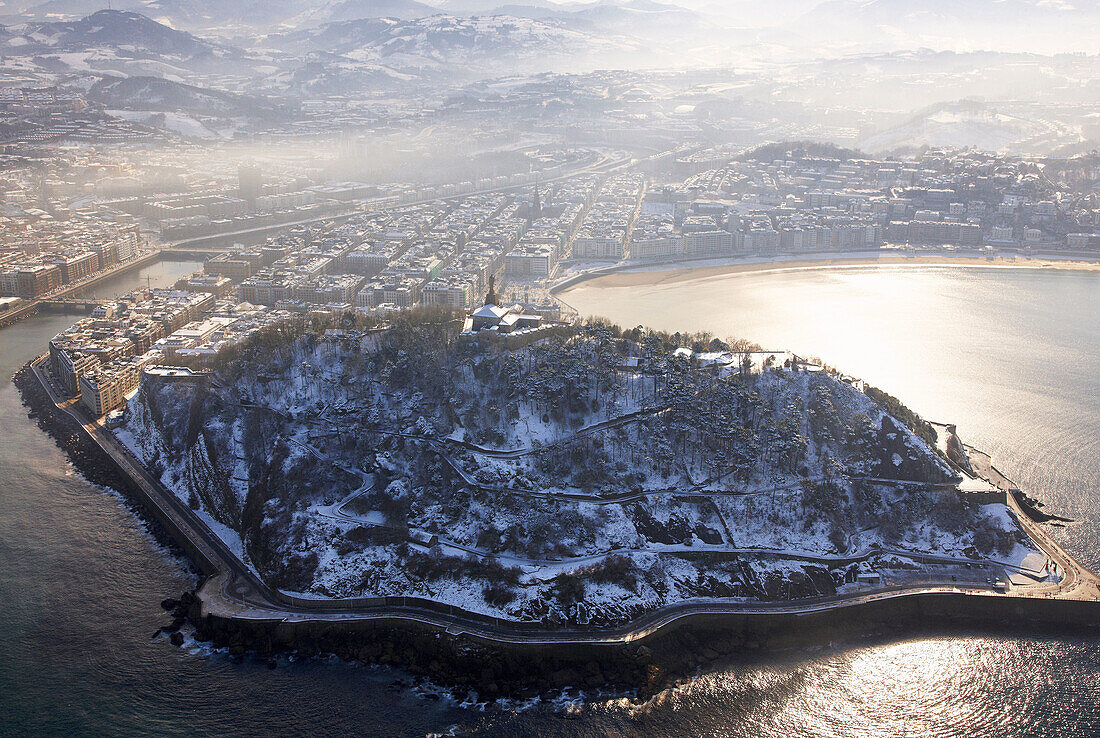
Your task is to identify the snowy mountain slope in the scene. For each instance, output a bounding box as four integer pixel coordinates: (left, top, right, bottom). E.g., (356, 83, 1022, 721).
(9, 0, 702, 38)
(264, 13, 646, 77)
(88, 74, 289, 118)
(0, 7, 655, 94)
(0, 9, 220, 57)
(270, 53, 420, 97)
(859, 100, 1066, 155)
(0, 8, 282, 83)
(0, 8, 298, 92)
(272, 12, 639, 56)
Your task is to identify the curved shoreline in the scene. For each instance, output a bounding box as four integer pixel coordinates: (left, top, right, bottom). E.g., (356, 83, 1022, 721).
(16, 352, 1100, 697)
(552, 249, 1100, 298)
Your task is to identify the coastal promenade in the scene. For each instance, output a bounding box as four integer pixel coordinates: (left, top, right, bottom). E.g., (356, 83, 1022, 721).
(27, 354, 1100, 649)
(549, 248, 1100, 302)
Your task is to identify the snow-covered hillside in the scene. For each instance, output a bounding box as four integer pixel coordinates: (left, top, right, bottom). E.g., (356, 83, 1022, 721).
(0, 9, 215, 56)
(860, 101, 1066, 156)
(265, 13, 646, 78)
(116, 311, 1044, 626)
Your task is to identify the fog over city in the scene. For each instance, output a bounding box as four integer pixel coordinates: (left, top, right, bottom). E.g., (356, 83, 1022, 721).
(2, 1, 1100, 735)
(0, 0, 1097, 158)
(0, 0, 1096, 265)
(2, 0, 1098, 305)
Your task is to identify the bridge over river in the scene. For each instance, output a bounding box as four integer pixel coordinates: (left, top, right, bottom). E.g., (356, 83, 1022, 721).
(36, 298, 111, 314)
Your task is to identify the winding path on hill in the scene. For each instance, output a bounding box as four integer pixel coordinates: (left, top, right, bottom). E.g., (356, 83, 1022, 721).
(29, 354, 1100, 647)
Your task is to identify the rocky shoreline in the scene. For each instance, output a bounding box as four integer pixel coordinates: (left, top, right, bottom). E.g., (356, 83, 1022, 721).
(1013, 489, 1074, 525)
(167, 588, 1100, 701)
(15, 358, 1100, 701)
(13, 362, 198, 574)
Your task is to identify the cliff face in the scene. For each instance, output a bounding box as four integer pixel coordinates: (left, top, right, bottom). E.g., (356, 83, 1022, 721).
(114, 317, 1029, 625)
(119, 374, 350, 591)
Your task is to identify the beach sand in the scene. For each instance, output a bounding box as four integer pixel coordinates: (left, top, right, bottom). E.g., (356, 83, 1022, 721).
(558, 252, 1100, 292)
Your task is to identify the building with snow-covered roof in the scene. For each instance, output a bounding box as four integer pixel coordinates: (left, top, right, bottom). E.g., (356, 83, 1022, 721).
(469, 304, 510, 331)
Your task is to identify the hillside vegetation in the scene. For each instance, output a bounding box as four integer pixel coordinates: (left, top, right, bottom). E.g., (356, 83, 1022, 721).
(117, 309, 1033, 625)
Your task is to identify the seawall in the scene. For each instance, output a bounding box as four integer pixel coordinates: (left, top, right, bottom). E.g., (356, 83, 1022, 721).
(187, 589, 1100, 698)
(13, 362, 210, 574)
(16, 357, 1100, 699)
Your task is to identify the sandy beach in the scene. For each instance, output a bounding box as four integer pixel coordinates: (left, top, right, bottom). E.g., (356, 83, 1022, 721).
(556, 251, 1100, 292)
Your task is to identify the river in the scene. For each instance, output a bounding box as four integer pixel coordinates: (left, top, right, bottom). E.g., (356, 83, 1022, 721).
(1, 261, 1098, 736)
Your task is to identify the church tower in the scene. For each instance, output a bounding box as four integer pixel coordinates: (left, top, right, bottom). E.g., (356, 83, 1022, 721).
(484, 275, 499, 306)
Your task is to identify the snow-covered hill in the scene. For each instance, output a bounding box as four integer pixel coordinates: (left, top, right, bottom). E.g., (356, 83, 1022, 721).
(0, 9, 218, 56)
(860, 101, 1067, 155)
(89, 74, 288, 119)
(0, 9, 273, 82)
(266, 13, 646, 78)
(115, 313, 1041, 626)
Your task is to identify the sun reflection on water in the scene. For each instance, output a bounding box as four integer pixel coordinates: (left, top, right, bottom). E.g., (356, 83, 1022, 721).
(470, 265, 1100, 738)
(668, 638, 1026, 738)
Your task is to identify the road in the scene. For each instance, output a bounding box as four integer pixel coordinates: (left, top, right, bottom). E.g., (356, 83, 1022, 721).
(968, 445, 1100, 601)
(29, 355, 1100, 646)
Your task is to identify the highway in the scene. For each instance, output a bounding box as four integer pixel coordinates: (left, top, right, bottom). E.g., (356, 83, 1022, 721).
(29, 355, 1100, 647)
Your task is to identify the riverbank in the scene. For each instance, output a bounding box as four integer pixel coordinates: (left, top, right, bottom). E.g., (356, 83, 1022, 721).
(0, 250, 163, 330)
(552, 249, 1100, 297)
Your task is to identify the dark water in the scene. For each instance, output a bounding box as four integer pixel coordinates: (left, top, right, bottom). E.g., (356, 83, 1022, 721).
(1, 262, 1098, 737)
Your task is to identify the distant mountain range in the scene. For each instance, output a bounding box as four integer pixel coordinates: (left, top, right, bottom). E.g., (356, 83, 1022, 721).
(1, 0, 1095, 56)
(0, 9, 271, 83)
(0, 7, 659, 111)
(0, 3, 1094, 148)
(263, 13, 646, 75)
(0, 8, 216, 56)
(0, 6, 665, 79)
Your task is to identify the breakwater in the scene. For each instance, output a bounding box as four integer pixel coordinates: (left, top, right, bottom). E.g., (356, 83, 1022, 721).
(184, 588, 1100, 699)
